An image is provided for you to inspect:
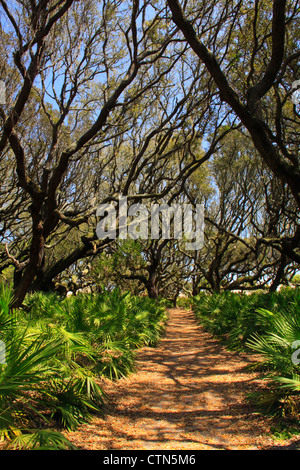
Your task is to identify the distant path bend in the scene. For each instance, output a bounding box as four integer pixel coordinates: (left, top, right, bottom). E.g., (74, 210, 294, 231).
(66, 308, 295, 450)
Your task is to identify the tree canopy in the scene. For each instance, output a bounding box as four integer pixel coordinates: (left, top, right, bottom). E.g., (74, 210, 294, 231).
(0, 0, 299, 306)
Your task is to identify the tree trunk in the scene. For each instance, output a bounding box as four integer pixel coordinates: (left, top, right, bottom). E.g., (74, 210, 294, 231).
(269, 254, 287, 293)
(11, 204, 45, 309)
(146, 273, 159, 299)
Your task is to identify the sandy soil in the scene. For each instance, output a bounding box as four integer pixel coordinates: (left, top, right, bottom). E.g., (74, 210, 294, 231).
(66, 308, 300, 450)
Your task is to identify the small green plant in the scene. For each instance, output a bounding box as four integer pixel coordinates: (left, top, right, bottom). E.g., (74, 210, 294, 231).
(270, 423, 300, 441)
(193, 289, 300, 423)
(246, 306, 300, 418)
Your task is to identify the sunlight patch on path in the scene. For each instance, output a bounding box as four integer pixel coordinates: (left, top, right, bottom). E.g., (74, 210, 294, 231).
(65, 308, 278, 450)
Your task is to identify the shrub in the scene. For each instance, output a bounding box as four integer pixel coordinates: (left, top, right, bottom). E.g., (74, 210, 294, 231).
(192, 289, 300, 350)
(246, 305, 300, 418)
(192, 288, 300, 420)
(0, 287, 168, 448)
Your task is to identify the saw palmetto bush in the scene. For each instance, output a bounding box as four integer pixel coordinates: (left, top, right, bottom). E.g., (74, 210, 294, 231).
(0, 287, 105, 449)
(192, 289, 300, 350)
(193, 288, 300, 419)
(246, 301, 300, 418)
(0, 286, 167, 448)
(53, 290, 168, 379)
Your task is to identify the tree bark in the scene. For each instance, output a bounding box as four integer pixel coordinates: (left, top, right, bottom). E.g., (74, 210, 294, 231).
(11, 201, 45, 308)
(146, 272, 160, 299)
(269, 254, 287, 293)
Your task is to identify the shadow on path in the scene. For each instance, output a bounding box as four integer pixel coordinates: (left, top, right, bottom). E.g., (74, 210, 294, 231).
(66, 308, 293, 450)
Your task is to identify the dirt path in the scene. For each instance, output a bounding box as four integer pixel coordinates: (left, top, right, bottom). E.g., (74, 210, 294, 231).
(66, 308, 299, 450)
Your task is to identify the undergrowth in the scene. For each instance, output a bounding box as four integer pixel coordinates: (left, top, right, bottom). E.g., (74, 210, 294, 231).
(0, 286, 168, 449)
(192, 288, 300, 428)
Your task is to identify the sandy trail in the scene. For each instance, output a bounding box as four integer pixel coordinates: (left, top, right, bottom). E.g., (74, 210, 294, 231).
(66, 308, 298, 450)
